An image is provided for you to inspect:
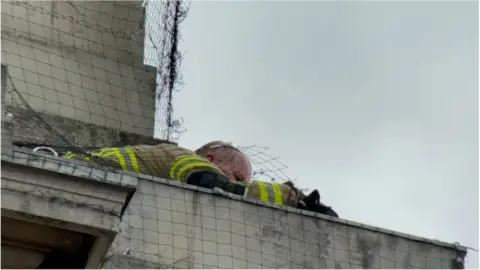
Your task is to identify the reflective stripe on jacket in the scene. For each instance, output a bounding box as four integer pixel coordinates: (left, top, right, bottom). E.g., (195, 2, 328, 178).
(64, 143, 225, 183)
(64, 147, 141, 173)
(168, 155, 223, 182)
(244, 180, 297, 207)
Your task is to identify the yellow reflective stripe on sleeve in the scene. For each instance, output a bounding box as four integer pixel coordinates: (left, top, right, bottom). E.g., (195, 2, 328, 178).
(91, 148, 128, 171)
(87, 147, 140, 173)
(169, 155, 207, 179)
(64, 152, 90, 161)
(176, 162, 222, 182)
(91, 148, 116, 158)
(114, 149, 127, 171)
(64, 152, 75, 159)
(170, 155, 222, 181)
(257, 181, 269, 203)
(125, 147, 141, 173)
(271, 183, 283, 205)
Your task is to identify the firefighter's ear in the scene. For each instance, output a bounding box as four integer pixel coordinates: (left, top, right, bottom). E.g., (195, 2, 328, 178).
(206, 154, 214, 162)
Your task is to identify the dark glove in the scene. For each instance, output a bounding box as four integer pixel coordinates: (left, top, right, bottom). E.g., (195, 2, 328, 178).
(317, 202, 339, 218)
(187, 171, 246, 196)
(303, 189, 339, 218)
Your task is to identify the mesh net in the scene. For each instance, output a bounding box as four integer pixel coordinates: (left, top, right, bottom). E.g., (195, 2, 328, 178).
(0, 0, 467, 269)
(2, 0, 187, 143)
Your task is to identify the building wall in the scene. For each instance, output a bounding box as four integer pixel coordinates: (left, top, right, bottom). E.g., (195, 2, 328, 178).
(0, 2, 468, 268)
(1, 149, 137, 268)
(1, 1, 156, 137)
(0, 143, 466, 269)
(102, 176, 466, 269)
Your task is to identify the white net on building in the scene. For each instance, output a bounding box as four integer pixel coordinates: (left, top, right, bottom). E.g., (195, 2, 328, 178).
(0, 1, 468, 269)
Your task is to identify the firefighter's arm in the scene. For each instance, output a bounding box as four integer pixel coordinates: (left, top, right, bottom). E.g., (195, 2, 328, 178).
(187, 170, 247, 196)
(282, 180, 308, 209)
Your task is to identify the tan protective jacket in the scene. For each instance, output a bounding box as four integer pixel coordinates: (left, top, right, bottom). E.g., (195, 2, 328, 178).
(64, 143, 224, 183)
(243, 180, 298, 208)
(64, 144, 298, 207)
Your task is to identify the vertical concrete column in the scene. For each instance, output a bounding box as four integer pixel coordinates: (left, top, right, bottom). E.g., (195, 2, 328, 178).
(1, 1, 156, 137)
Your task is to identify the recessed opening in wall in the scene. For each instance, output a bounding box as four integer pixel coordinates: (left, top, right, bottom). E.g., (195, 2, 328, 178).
(1, 216, 96, 269)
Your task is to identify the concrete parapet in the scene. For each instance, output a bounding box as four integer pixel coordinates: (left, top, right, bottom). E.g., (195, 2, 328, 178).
(0, 149, 467, 268)
(1, 149, 137, 268)
(103, 174, 467, 269)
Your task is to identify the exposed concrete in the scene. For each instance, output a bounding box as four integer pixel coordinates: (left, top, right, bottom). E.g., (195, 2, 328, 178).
(1, 1, 157, 136)
(1, 120, 13, 156)
(4, 104, 174, 148)
(1, 64, 6, 114)
(102, 254, 173, 269)
(0, 149, 467, 269)
(103, 175, 467, 269)
(1, 149, 137, 268)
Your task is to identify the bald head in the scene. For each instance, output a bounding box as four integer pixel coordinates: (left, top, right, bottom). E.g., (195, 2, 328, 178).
(196, 141, 252, 183)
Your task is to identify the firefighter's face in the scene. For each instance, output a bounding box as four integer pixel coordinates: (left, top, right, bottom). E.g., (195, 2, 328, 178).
(207, 150, 252, 183)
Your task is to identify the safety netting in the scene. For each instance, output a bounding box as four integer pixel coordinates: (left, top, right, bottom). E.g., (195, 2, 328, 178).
(0, 1, 467, 269)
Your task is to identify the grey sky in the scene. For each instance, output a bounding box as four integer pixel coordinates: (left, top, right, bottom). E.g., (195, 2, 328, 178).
(171, 1, 478, 267)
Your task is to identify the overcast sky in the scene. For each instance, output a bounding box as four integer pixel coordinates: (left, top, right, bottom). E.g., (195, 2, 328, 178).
(169, 1, 478, 267)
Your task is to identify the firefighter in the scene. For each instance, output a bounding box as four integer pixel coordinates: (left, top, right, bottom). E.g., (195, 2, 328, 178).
(63, 141, 337, 216)
(63, 141, 239, 191)
(63, 141, 299, 207)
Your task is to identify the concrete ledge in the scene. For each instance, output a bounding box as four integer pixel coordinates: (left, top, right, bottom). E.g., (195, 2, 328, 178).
(30, 146, 464, 257)
(2, 149, 466, 268)
(101, 254, 174, 269)
(4, 105, 174, 148)
(1, 150, 138, 268)
(105, 176, 466, 269)
(2, 149, 138, 190)
(137, 173, 466, 254)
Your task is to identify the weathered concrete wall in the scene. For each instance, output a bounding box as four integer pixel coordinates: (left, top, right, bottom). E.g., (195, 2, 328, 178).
(102, 176, 467, 269)
(1, 64, 169, 147)
(1, 149, 137, 268)
(0, 149, 467, 268)
(1, 1, 156, 136)
(3, 104, 173, 148)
